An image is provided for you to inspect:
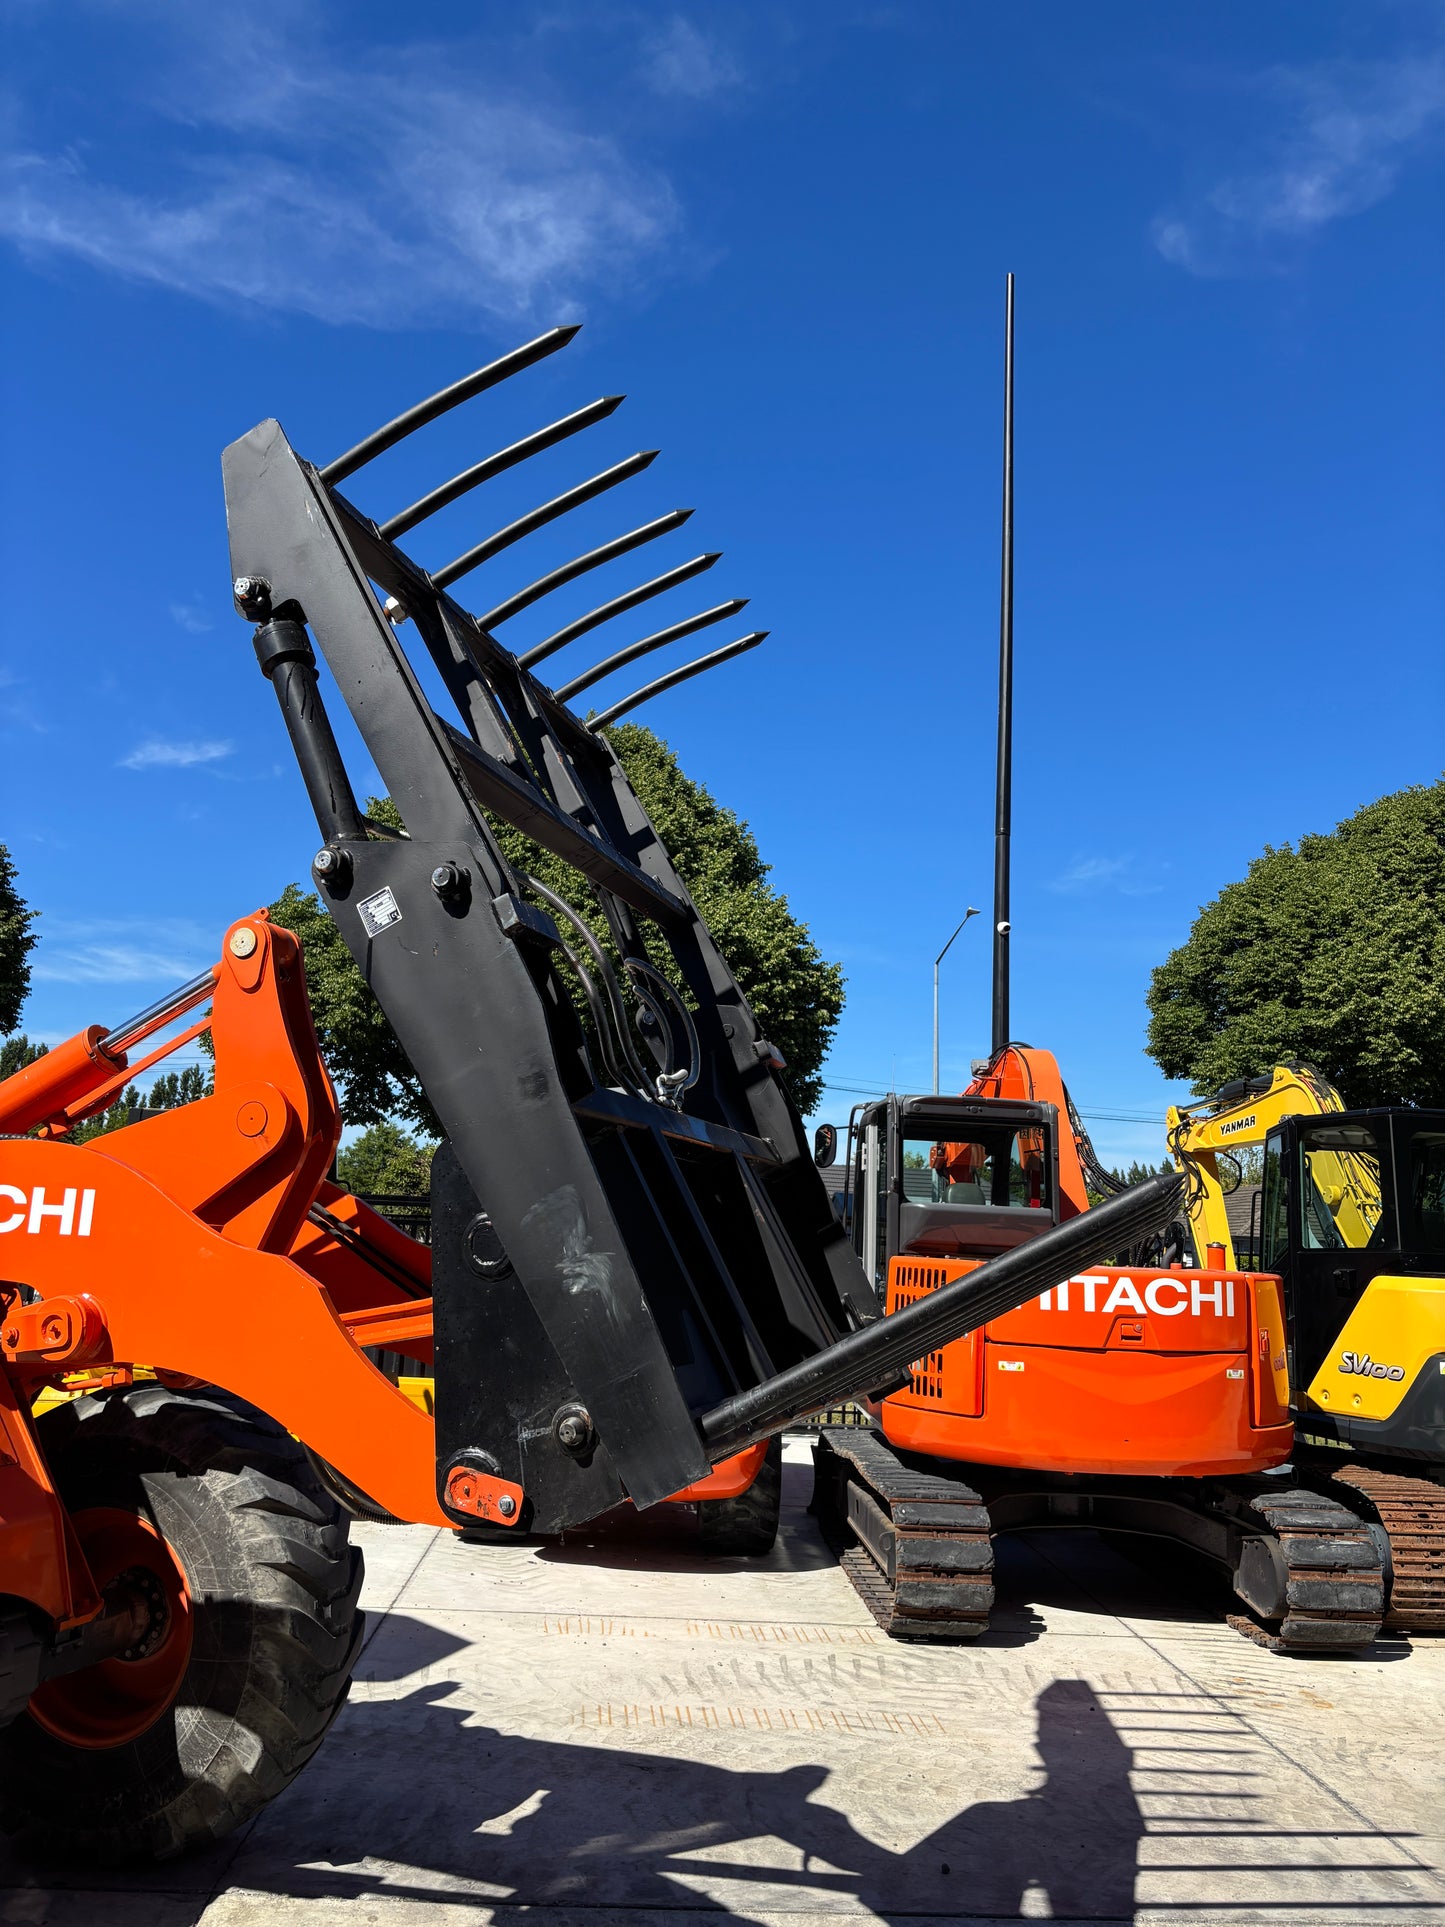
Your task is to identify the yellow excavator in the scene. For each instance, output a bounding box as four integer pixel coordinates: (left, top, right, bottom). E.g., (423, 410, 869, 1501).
(1168, 1064, 1445, 1629)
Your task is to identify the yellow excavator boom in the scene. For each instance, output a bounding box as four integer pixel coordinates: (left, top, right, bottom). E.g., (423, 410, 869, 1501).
(1166, 1062, 1377, 1267)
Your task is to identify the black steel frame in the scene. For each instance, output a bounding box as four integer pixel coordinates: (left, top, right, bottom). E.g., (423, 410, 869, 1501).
(223, 330, 875, 1523)
(222, 327, 1186, 1531)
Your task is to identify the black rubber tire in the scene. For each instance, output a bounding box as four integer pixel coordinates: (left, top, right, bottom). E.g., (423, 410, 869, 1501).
(697, 1436, 783, 1556)
(0, 1383, 364, 1864)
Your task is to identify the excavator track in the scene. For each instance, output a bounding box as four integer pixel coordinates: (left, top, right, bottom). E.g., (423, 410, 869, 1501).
(1327, 1465, 1445, 1633)
(1222, 1485, 1385, 1654)
(813, 1429, 1390, 1654)
(811, 1428, 994, 1640)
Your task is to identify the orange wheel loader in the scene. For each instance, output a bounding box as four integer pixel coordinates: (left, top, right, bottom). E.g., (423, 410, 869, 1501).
(0, 330, 1186, 1862)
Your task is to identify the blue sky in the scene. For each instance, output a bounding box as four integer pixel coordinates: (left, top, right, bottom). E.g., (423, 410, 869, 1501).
(3, 1, 1442, 1166)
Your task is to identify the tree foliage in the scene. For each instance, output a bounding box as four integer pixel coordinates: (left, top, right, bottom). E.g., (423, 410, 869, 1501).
(270, 723, 844, 1128)
(336, 1122, 436, 1198)
(72, 1063, 211, 1143)
(0, 844, 38, 1036)
(1146, 780, 1445, 1106)
(0, 1034, 47, 1081)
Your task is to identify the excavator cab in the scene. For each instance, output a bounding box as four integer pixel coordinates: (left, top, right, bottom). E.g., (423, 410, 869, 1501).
(840, 1095, 1062, 1293)
(1260, 1108, 1445, 1462)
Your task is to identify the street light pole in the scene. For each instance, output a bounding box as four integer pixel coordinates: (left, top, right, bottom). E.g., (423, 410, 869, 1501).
(933, 908, 980, 1093)
(992, 271, 1016, 1057)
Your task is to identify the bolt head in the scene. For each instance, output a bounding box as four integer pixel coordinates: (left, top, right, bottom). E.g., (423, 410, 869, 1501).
(228, 926, 259, 959)
(232, 575, 272, 619)
(497, 1494, 517, 1517)
(314, 848, 339, 876)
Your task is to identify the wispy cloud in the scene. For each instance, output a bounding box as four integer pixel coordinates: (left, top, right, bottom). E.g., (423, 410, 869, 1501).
(119, 738, 232, 770)
(0, 667, 46, 736)
(1154, 56, 1445, 276)
(32, 916, 215, 986)
(0, 3, 681, 328)
(169, 599, 212, 635)
(1049, 854, 1162, 898)
(641, 17, 741, 100)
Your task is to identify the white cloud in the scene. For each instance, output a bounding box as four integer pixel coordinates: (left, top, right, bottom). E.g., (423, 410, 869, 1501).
(1050, 855, 1130, 892)
(642, 17, 741, 99)
(169, 599, 212, 635)
(1049, 854, 1162, 898)
(119, 738, 232, 770)
(32, 916, 215, 986)
(0, 4, 681, 328)
(1154, 56, 1445, 276)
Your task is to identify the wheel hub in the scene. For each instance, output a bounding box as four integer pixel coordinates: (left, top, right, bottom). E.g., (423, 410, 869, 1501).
(28, 1507, 193, 1749)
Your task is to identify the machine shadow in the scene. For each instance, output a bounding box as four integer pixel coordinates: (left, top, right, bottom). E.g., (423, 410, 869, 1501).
(526, 1457, 838, 1577)
(208, 1675, 1148, 1923)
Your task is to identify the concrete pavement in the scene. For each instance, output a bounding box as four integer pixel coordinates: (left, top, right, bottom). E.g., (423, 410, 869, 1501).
(3, 1438, 1442, 1926)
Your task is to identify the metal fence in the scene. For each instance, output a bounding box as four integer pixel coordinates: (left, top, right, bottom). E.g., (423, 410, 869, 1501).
(356, 1192, 431, 1243)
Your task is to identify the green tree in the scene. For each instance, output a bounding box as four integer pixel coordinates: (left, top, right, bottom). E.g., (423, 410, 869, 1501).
(1, 1034, 47, 1081)
(0, 844, 38, 1036)
(336, 1122, 437, 1198)
(72, 1062, 212, 1143)
(1107, 1158, 1175, 1188)
(271, 724, 845, 1125)
(1146, 779, 1445, 1106)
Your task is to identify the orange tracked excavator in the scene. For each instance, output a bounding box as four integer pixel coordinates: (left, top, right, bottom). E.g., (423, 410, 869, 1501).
(805, 1044, 1371, 1651)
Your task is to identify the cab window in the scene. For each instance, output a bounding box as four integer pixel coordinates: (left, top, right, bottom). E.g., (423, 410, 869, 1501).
(1405, 1133, 1445, 1251)
(1261, 1132, 1289, 1271)
(901, 1126, 1050, 1210)
(1297, 1123, 1384, 1251)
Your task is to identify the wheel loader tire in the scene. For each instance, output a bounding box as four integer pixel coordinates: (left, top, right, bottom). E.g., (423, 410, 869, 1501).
(697, 1436, 783, 1556)
(0, 1383, 364, 1865)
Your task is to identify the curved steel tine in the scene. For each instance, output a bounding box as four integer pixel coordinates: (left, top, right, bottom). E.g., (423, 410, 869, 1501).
(321, 325, 578, 484)
(519, 553, 721, 669)
(433, 450, 658, 589)
(380, 397, 624, 540)
(555, 599, 748, 702)
(476, 509, 693, 633)
(586, 632, 768, 732)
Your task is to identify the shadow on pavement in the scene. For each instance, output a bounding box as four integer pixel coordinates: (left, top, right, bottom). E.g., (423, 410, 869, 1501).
(91, 1675, 1149, 1923)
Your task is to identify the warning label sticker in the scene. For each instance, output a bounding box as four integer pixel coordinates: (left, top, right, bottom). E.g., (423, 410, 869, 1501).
(357, 887, 403, 938)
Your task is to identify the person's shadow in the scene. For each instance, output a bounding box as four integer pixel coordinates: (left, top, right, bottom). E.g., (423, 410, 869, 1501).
(202, 1663, 1146, 1922)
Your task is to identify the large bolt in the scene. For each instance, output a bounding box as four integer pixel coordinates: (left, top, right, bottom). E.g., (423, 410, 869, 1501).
(497, 1495, 517, 1518)
(313, 847, 352, 887)
(228, 927, 258, 959)
(553, 1404, 595, 1455)
(431, 862, 468, 900)
(232, 575, 272, 620)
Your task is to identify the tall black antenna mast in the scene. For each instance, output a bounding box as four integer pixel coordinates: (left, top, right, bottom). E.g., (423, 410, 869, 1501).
(991, 272, 1015, 1056)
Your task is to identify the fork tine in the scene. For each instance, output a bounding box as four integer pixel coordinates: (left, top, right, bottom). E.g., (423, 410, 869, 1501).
(321, 325, 578, 484)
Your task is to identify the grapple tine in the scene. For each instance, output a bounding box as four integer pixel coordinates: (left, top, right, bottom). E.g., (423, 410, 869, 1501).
(381, 397, 625, 540)
(478, 509, 694, 632)
(586, 631, 768, 731)
(433, 450, 659, 590)
(555, 599, 749, 701)
(518, 553, 720, 669)
(321, 325, 578, 484)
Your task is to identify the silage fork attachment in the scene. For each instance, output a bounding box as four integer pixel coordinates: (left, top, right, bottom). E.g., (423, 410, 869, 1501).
(222, 327, 1184, 1531)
